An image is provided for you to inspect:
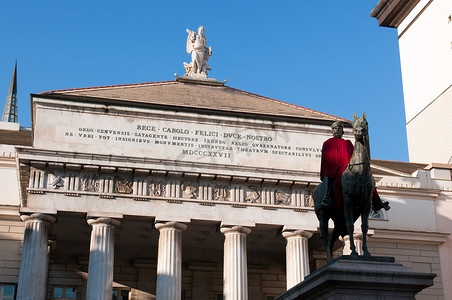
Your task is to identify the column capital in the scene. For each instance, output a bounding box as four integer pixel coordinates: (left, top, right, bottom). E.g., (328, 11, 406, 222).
(220, 225, 251, 235)
(20, 213, 56, 224)
(87, 217, 121, 227)
(282, 229, 313, 239)
(155, 221, 187, 231)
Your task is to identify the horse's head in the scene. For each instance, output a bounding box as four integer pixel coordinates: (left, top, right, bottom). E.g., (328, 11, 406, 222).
(352, 112, 368, 142)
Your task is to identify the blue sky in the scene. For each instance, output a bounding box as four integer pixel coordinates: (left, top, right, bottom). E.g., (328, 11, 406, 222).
(0, 1, 408, 161)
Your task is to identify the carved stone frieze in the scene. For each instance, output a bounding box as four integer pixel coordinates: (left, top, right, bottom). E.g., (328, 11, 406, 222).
(149, 181, 166, 197)
(114, 177, 133, 194)
(305, 193, 314, 207)
(214, 184, 230, 201)
(181, 181, 198, 199)
(275, 189, 292, 205)
(25, 164, 313, 210)
(48, 173, 64, 189)
(81, 175, 99, 192)
(245, 185, 261, 203)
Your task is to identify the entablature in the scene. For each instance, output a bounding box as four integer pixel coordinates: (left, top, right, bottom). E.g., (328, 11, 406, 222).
(18, 148, 317, 218)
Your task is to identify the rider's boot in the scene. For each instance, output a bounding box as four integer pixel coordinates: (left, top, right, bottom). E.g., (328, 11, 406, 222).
(372, 195, 390, 211)
(321, 177, 333, 207)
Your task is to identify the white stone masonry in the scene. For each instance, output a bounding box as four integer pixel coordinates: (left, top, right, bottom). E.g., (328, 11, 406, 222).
(86, 218, 121, 300)
(282, 229, 313, 289)
(155, 221, 187, 300)
(221, 225, 252, 300)
(17, 213, 56, 300)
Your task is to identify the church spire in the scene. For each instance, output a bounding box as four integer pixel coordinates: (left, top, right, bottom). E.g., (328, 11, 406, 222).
(1, 61, 18, 123)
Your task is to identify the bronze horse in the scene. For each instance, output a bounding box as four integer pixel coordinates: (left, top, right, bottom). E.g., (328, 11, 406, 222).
(313, 113, 374, 262)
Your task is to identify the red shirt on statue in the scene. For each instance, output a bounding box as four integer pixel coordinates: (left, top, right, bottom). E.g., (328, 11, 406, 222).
(320, 137, 354, 207)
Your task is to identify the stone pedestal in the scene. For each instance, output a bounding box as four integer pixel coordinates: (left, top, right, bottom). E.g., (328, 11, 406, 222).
(276, 256, 436, 300)
(221, 225, 251, 300)
(155, 221, 187, 300)
(86, 218, 121, 300)
(17, 213, 56, 300)
(282, 229, 313, 289)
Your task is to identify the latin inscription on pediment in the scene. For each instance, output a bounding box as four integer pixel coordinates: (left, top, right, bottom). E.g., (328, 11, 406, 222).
(33, 104, 328, 173)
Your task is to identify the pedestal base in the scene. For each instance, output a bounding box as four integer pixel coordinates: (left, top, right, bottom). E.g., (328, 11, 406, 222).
(176, 75, 225, 86)
(276, 256, 436, 300)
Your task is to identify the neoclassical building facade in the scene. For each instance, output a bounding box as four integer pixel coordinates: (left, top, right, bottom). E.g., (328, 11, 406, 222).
(0, 77, 451, 299)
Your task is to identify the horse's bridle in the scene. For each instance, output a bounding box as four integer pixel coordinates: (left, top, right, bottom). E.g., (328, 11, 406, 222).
(348, 161, 369, 171)
(347, 161, 372, 186)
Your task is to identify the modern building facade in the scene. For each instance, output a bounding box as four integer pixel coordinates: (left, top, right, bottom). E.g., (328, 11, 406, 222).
(0, 74, 451, 299)
(371, 0, 452, 164)
(371, 1, 452, 298)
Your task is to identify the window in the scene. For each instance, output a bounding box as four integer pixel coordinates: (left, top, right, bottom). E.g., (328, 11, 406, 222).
(370, 208, 388, 220)
(0, 284, 16, 300)
(112, 288, 129, 300)
(52, 286, 76, 299)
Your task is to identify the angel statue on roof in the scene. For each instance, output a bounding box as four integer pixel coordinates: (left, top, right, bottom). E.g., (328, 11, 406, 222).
(184, 26, 212, 76)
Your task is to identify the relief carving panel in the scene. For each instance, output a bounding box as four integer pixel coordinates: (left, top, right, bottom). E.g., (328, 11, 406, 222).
(149, 181, 166, 197)
(275, 189, 292, 205)
(114, 177, 133, 194)
(245, 185, 261, 203)
(81, 175, 99, 192)
(214, 184, 230, 201)
(181, 181, 198, 199)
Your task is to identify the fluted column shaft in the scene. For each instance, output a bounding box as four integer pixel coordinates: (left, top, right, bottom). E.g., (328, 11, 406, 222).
(17, 213, 56, 300)
(155, 221, 187, 300)
(221, 225, 251, 300)
(282, 229, 313, 290)
(86, 218, 120, 300)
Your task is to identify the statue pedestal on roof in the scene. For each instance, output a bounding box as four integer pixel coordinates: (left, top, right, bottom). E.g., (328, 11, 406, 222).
(176, 73, 225, 86)
(276, 256, 436, 300)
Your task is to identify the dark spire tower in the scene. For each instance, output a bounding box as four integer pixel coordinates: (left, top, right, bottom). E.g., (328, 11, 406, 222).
(1, 61, 18, 122)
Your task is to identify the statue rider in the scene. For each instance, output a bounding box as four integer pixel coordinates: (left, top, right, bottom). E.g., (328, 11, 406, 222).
(320, 121, 390, 211)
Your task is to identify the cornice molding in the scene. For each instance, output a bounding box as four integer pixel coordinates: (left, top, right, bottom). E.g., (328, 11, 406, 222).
(370, 0, 421, 28)
(16, 147, 319, 183)
(0, 204, 20, 218)
(369, 228, 449, 244)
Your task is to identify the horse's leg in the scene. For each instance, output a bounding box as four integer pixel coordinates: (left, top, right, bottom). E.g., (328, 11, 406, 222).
(344, 194, 358, 256)
(361, 194, 372, 256)
(319, 211, 332, 263)
(329, 225, 341, 259)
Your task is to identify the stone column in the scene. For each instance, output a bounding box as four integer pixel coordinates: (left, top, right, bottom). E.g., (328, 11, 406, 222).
(17, 213, 56, 300)
(220, 225, 251, 300)
(86, 218, 121, 300)
(282, 229, 313, 290)
(155, 221, 187, 300)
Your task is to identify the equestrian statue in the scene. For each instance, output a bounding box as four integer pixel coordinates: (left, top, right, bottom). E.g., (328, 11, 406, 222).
(313, 113, 390, 263)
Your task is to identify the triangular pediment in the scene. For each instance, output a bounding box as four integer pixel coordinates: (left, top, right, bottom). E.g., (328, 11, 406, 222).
(40, 80, 345, 124)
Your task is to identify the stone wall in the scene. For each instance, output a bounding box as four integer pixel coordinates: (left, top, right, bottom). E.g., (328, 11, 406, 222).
(406, 85, 452, 163)
(181, 267, 287, 300)
(44, 259, 287, 299)
(367, 240, 443, 299)
(0, 216, 23, 284)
